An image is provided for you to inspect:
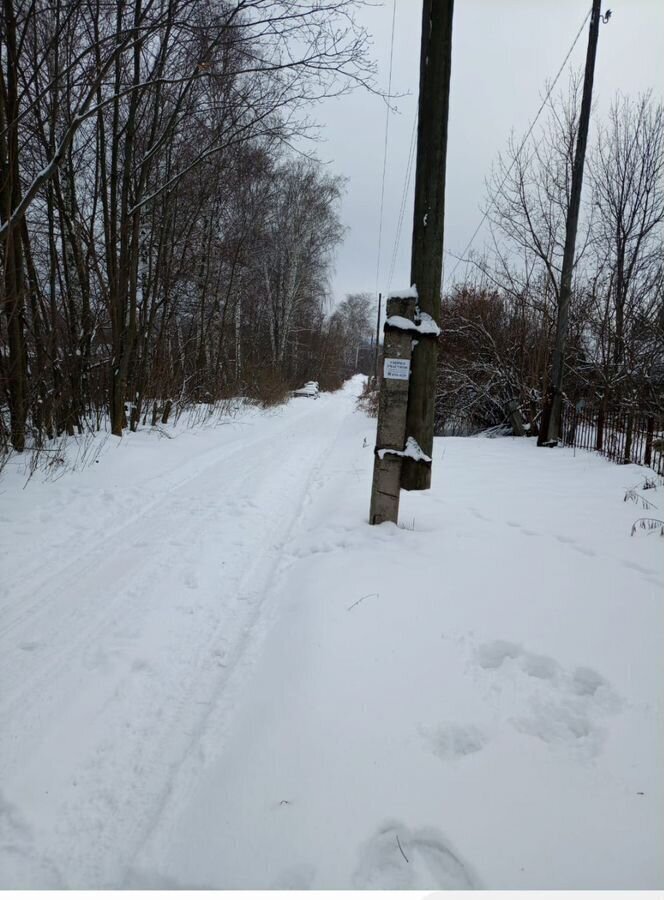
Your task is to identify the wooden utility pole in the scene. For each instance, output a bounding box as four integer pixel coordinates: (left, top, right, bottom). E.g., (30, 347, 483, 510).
(540, 0, 604, 445)
(369, 295, 417, 524)
(401, 0, 454, 490)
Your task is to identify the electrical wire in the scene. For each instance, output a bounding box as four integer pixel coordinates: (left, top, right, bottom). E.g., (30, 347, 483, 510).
(374, 0, 398, 298)
(446, 4, 593, 284)
(386, 107, 418, 294)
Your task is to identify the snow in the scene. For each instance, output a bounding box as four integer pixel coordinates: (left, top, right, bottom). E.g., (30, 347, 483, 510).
(0, 376, 662, 889)
(387, 284, 418, 299)
(385, 312, 441, 336)
(293, 380, 320, 398)
(377, 435, 432, 462)
(416, 310, 441, 335)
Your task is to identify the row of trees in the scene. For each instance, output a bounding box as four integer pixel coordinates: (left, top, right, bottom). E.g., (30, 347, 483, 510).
(437, 85, 664, 436)
(1, 0, 374, 454)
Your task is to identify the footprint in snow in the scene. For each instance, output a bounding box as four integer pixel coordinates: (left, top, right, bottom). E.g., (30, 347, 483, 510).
(476, 639, 522, 670)
(554, 534, 597, 557)
(421, 723, 488, 761)
(519, 652, 561, 681)
(352, 820, 478, 890)
(572, 545, 596, 557)
(474, 639, 621, 758)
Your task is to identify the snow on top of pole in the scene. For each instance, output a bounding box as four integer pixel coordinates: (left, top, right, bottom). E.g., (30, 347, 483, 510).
(387, 284, 418, 300)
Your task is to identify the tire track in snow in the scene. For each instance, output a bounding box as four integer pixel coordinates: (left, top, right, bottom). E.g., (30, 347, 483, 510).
(122, 399, 355, 886)
(0, 399, 330, 637)
(0, 406, 323, 711)
(0, 388, 358, 888)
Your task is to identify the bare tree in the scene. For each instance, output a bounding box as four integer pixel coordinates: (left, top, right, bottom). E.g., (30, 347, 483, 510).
(589, 93, 664, 387)
(1, 0, 373, 450)
(439, 88, 664, 441)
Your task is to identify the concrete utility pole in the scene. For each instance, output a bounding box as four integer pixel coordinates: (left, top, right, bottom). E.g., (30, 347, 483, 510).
(401, 0, 454, 491)
(369, 295, 417, 524)
(541, 0, 605, 446)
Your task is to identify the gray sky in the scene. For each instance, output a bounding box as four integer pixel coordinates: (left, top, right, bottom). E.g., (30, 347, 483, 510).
(314, 0, 664, 306)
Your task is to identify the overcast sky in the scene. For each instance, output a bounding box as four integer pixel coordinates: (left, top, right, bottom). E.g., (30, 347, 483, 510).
(312, 0, 664, 307)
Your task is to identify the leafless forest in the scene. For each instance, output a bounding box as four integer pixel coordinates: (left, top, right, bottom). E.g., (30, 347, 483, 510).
(438, 82, 664, 441)
(0, 0, 376, 458)
(2, 3, 663, 466)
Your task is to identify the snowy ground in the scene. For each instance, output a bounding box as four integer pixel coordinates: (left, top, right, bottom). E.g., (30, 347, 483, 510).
(1, 376, 662, 889)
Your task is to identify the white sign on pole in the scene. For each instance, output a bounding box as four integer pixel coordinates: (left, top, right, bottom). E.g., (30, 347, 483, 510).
(383, 357, 410, 381)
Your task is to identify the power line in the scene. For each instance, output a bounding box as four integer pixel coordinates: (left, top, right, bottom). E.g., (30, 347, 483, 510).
(386, 107, 418, 294)
(446, 4, 593, 284)
(374, 0, 398, 297)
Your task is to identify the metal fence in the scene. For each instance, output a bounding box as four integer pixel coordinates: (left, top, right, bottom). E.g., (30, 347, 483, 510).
(560, 402, 664, 476)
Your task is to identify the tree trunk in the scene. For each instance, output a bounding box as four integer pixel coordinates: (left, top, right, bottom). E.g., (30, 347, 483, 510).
(0, 0, 28, 450)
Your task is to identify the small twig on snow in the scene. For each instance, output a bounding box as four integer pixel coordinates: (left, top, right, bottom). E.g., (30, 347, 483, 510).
(396, 834, 409, 863)
(347, 592, 379, 612)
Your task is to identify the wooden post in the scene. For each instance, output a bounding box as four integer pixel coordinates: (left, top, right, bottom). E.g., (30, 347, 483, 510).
(596, 399, 605, 451)
(644, 416, 654, 466)
(369, 295, 417, 525)
(400, 0, 454, 491)
(566, 403, 578, 446)
(624, 412, 634, 464)
(542, 0, 603, 445)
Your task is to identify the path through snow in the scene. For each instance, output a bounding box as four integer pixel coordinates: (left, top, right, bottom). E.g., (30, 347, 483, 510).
(1, 377, 662, 888)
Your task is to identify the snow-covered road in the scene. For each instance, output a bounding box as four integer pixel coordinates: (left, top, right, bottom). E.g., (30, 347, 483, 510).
(1, 377, 662, 889)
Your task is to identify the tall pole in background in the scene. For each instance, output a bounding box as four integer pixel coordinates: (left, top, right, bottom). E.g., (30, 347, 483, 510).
(541, 0, 605, 445)
(401, 0, 454, 491)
